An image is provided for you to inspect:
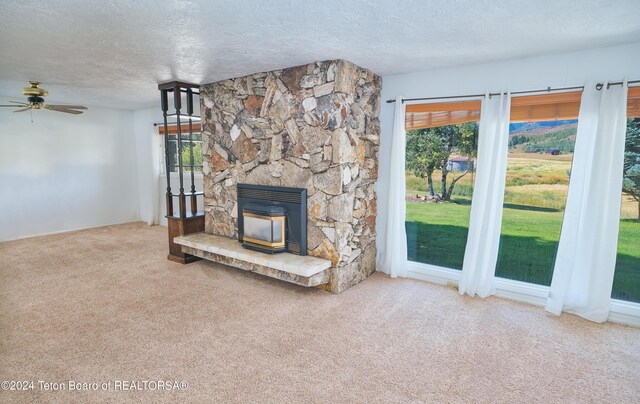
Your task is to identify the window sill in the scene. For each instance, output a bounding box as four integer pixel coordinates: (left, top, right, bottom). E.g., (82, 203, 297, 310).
(405, 260, 640, 327)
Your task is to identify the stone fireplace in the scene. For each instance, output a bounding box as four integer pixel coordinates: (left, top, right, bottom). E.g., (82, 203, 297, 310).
(199, 60, 380, 293)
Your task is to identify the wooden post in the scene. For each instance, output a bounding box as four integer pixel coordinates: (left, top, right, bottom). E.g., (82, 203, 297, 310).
(161, 89, 173, 217)
(174, 84, 186, 219)
(187, 88, 198, 215)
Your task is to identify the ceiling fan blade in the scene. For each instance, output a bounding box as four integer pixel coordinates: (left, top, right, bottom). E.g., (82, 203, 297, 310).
(44, 105, 83, 114)
(9, 100, 28, 105)
(45, 104, 87, 110)
(13, 105, 34, 113)
(1, 105, 23, 107)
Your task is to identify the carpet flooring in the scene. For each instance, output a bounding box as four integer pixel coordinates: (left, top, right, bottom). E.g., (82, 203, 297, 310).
(1, 222, 639, 403)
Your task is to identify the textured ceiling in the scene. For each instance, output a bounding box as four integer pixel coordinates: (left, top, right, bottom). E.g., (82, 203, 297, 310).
(1, 0, 639, 110)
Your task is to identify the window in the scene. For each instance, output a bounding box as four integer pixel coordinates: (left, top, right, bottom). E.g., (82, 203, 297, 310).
(613, 87, 640, 303)
(405, 88, 640, 302)
(494, 118, 577, 285)
(167, 133, 203, 173)
(494, 92, 581, 285)
(159, 123, 203, 174)
(405, 101, 480, 269)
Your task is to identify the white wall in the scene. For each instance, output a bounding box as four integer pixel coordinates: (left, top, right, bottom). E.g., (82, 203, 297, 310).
(376, 42, 640, 258)
(0, 92, 202, 240)
(0, 107, 140, 241)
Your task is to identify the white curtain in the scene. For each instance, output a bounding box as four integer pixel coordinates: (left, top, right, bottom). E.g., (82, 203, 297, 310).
(150, 129, 162, 225)
(378, 96, 408, 278)
(546, 81, 628, 323)
(459, 92, 511, 298)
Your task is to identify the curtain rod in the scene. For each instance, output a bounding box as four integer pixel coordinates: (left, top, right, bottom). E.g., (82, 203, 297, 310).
(385, 79, 640, 104)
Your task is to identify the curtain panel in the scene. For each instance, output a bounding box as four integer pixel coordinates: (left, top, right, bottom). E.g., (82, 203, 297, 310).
(377, 96, 408, 278)
(546, 82, 628, 323)
(458, 93, 512, 298)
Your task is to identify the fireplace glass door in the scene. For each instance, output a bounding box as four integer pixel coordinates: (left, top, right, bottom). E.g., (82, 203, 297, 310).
(243, 212, 285, 248)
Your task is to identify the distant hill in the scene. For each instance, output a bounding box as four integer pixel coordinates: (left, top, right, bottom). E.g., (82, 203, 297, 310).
(509, 120, 577, 132)
(509, 120, 578, 153)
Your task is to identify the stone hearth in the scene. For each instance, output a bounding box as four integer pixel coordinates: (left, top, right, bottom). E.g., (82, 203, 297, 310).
(200, 59, 381, 293)
(175, 233, 331, 287)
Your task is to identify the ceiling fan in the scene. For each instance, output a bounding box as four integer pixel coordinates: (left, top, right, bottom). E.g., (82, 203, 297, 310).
(0, 81, 88, 115)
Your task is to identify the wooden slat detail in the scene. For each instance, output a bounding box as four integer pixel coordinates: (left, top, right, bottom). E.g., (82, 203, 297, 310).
(406, 111, 480, 130)
(509, 91, 581, 122)
(629, 99, 640, 118)
(629, 87, 640, 118)
(406, 100, 481, 113)
(510, 102, 581, 123)
(158, 123, 202, 135)
(406, 100, 480, 130)
(511, 91, 581, 107)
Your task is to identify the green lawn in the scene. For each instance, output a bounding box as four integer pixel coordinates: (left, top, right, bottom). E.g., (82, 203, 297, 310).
(406, 201, 640, 303)
(406, 150, 640, 303)
(614, 220, 640, 302)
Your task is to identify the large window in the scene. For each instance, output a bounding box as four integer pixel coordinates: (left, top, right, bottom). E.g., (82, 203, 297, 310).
(405, 101, 480, 269)
(492, 92, 581, 285)
(495, 119, 577, 285)
(613, 87, 640, 303)
(405, 89, 640, 305)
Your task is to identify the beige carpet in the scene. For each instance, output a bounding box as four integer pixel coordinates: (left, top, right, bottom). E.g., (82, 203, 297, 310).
(1, 222, 638, 403)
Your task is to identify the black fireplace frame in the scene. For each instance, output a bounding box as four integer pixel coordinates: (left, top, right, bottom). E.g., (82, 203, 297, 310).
(237, 184, 307, 256)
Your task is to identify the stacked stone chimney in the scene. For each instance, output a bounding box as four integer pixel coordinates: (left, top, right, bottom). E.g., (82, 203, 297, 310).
(200, 60, 380, 293)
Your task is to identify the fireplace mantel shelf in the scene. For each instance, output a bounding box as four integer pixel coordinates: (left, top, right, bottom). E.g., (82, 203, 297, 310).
(174, 233, 331, 287)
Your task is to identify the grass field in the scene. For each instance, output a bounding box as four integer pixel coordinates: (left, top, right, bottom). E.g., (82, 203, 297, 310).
(406, 152, 640, 302)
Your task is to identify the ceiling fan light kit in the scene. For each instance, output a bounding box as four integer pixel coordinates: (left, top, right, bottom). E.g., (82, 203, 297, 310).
(0, 81, 88, 115)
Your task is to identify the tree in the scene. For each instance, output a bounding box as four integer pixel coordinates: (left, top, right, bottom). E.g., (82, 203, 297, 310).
(406, 122, 478, 201)
(181, 141, 203, 172)
(623, 118, 640, 222)
(509, 135, 529, 149)
(439, 123, 477, 200)
(406, 129, 446, 197)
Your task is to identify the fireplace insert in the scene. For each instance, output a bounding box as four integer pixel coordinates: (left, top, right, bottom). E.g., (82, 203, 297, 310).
(242, 203, 287, 253)
(237, 184, 307, 255)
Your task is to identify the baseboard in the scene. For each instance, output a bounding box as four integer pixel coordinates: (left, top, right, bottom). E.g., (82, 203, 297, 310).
(406, 261, 460, 286)
(0, 220, 150, 243)
(403, 261, 639, 327)
(609, 300, 640, 327)
(495, 278, 549, 307)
